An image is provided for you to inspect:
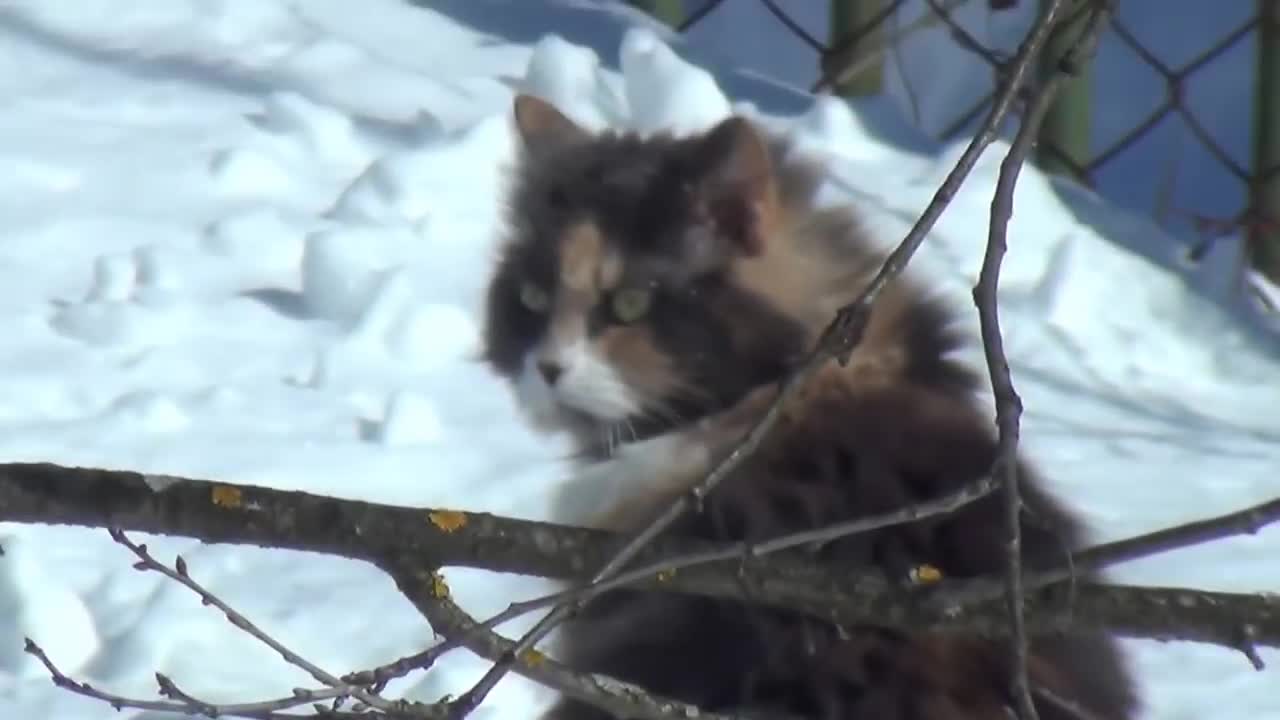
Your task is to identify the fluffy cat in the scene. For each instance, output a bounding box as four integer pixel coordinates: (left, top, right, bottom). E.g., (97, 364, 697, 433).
(480, 93, 1138, 720)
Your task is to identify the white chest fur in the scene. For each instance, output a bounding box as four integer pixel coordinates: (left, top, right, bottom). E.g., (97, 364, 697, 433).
(551, 429, 713, 530)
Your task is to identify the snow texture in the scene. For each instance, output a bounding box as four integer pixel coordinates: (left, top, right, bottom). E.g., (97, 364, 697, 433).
(0, 1, 1276, 719)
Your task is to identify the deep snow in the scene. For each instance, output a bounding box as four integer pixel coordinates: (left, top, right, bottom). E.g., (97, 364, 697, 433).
(0, 1, 1277, 719)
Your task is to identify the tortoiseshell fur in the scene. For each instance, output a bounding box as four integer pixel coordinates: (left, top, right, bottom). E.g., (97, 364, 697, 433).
(481, 94, 1139, 720)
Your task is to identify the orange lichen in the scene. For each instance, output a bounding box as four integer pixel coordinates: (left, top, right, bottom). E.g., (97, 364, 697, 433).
(428, 510, 468, 533)
(211, 485, 243, 508)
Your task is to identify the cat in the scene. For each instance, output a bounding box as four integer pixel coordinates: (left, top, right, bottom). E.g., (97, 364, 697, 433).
(480, 93, 1139, 720)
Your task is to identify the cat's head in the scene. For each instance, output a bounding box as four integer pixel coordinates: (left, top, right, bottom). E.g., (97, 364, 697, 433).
(481, 95, 812, 454)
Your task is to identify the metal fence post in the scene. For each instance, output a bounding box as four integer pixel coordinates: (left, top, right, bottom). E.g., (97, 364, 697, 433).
(830, 0, 885, 96)
(627, 0, 684, 27)
(1036, 0, 1093, 180)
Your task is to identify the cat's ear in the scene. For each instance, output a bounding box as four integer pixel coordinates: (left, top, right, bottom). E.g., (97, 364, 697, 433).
(688, 116, 779, 258)
(512, 94, 589, 148)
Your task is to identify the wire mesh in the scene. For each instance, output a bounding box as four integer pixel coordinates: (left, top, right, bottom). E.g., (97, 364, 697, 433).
(636, 0, 1280, 273)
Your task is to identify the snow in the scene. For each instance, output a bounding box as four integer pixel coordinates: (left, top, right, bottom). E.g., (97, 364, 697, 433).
(0, 1, 1276, 719)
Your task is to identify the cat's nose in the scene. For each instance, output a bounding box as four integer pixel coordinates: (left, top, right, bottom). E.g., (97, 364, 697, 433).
(537, 360, 563, 385)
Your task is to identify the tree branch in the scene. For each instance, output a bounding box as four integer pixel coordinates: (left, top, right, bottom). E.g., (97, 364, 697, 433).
(23, 638, 362, 720)
(969, 1, 1114, 717)
(380, 557, 796, 720)
(3, 463, 1277, 653)
(22, 529, 440, 720)
(106, 529, 409, 715)
(940, 496, 1280, 608)
(493, 471, 999, 614)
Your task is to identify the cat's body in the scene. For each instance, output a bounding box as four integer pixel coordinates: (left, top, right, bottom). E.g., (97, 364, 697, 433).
(481, 94, 1138, 720)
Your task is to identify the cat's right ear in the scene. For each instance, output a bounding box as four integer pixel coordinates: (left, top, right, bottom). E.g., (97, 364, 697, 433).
(687, 116, 779, 258)
(512, 94, 589, 148)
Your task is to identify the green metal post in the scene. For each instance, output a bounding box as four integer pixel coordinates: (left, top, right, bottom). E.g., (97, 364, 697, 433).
(1036, 0, 1094, 180)
(628, 0, 684, 27)
(830, 0, 886, 97)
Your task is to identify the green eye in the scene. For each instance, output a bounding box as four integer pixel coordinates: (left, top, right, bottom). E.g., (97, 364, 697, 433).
(519, 282, 550, 312)
(611, 287, 652, 323)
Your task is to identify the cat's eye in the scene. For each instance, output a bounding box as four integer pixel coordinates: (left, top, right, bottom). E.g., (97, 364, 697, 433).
(519, 281, 550, 312)
(610, 287, 652, 323)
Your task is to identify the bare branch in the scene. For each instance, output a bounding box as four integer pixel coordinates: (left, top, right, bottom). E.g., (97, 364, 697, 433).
(498, 471, 999, 614)
(23, 638, 368, 720)
(107, 529, 411, 715)
(25, 639, 205, 717)
(445, 472, 1000, 664)
(3, 463, 1276, 651)
(969, 2, 1115, 717)
(940, 495, 1280, 608)
(341, 645, 449, 695)
(466, 490, 1280, 644)
(380, 559, 793, 720)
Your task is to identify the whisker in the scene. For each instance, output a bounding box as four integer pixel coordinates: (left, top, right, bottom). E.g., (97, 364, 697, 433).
(600, 425, 615, 458)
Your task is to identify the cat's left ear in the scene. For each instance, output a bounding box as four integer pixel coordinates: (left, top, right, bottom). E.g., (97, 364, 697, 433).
(689, 116, 779, 258)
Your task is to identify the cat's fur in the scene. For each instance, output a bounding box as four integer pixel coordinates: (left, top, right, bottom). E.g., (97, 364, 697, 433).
(481, 93, 1139, 720)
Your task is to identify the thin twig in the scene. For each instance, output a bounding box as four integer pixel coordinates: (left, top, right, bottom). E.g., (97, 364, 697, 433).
(381, 560, 796, 720)
(158, 673, 367, 718)
(467, 471, 998, 631)
(970, 2, 1114, 718)
(342, 645, 450, 694)
(23, 638, 364, 720)
(941, 495, 1280, 608)
(107, 529, 409, 716)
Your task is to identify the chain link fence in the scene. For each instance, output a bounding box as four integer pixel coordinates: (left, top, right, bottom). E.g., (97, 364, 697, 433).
(627, 0, 1280, 294)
